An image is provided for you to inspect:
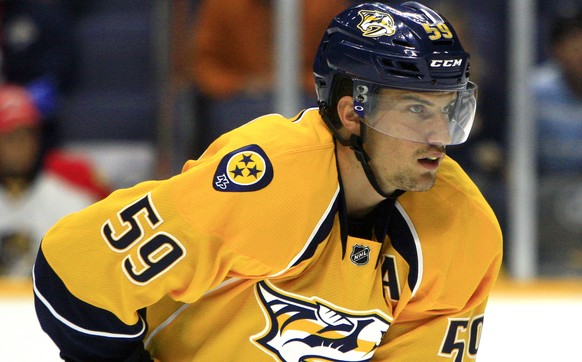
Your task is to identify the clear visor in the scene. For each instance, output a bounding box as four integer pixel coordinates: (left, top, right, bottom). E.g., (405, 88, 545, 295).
(353, 81, 478, 145)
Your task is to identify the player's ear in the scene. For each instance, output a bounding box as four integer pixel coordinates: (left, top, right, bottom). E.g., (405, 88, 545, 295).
(337, 96, 361, 137)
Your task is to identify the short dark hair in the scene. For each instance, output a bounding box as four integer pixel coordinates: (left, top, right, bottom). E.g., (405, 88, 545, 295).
(550, 11, 582, 46)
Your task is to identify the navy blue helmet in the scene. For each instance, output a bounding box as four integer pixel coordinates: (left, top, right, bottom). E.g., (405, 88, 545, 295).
(313, 1, 477, 146)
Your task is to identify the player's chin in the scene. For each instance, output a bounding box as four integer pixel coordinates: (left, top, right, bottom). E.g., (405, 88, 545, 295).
(388, 177, 435, 193)
(408, 174, 437, 192)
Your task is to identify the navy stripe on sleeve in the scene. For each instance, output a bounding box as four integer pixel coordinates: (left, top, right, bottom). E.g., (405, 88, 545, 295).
(33, 247, 150, 361)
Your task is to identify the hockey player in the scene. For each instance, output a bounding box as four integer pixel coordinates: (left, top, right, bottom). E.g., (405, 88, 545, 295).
(33, 2, 502, 361)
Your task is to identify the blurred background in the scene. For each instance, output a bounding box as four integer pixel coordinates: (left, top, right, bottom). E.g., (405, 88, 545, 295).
(0, 0, 581, 360)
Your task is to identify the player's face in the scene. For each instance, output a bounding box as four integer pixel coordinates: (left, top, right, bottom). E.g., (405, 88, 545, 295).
(0, 126, 40, 177)
(363, 89, 451, 193)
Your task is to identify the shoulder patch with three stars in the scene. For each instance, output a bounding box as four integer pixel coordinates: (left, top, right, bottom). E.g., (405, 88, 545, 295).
(213, 144, 273, 192)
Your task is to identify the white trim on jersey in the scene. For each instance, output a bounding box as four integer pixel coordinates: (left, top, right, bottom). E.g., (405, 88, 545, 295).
(143, 302, 190, 348)
(32, 264, 147, 339)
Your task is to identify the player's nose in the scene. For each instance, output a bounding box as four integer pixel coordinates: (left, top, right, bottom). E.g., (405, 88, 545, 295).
(425, 113, 452, 146)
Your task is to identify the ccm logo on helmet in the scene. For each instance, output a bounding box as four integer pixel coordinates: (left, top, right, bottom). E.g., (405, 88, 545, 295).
(430, 59, 462, 67)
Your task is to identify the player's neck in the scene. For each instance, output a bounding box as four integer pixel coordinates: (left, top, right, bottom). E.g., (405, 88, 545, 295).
(336, 143, 386, 219)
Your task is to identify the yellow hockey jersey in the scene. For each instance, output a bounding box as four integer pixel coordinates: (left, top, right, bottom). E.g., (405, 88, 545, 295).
(34, 108, 502, 361)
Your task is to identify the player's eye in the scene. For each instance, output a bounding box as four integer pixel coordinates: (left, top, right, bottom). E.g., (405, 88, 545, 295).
(442, 101, 455, 114)
(409, 104, 424, 113)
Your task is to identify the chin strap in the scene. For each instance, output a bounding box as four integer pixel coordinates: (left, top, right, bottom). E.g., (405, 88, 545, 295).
(348, 123, 404, 199)
(319, 102, 403, 200)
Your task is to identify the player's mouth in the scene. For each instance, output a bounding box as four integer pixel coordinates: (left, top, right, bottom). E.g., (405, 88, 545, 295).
(417, 154, 444, 171)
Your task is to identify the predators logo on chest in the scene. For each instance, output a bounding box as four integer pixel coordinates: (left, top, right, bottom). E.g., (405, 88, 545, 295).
(252, 281, 392, 362)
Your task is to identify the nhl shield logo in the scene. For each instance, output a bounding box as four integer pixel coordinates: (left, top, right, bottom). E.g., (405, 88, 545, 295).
(350, 244, 371, 266)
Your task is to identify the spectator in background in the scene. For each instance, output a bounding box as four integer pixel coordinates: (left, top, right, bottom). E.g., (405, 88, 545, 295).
(189, 0, 349, 152)
(0, 84, 107, 277)
(531, 9, 582, 276)
(0, 0, 77, 148)
(531, 11, 582, 175)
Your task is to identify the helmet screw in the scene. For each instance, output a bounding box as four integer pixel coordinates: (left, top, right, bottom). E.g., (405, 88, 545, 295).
(356, 85, 368, 94)
(356, 94, 367, 103)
